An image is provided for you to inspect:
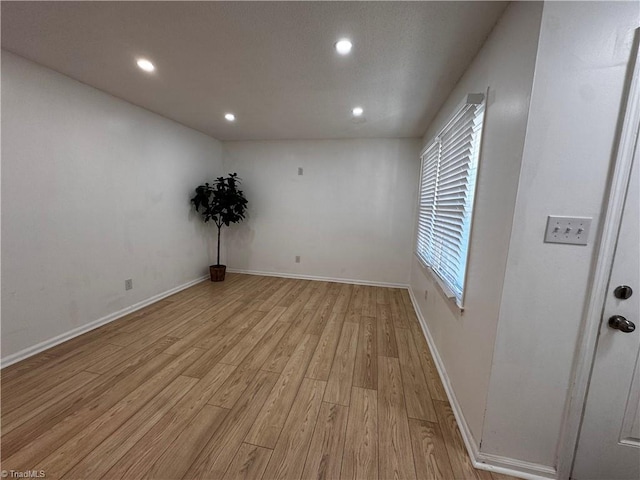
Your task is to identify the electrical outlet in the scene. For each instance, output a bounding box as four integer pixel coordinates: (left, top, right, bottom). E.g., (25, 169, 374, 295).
(298, 167, 304, 176)
(295, 256, 301, 263)
(544, 216, 592, 245)
(125, 279, 133, 291)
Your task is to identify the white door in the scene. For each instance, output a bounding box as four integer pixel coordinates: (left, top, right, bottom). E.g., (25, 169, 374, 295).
(571, 77, 640, 479)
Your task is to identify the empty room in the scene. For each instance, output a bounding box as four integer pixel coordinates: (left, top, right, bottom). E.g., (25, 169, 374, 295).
(1, 1, 638, 479)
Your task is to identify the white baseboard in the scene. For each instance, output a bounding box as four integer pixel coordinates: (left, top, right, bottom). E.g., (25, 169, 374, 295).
(407, 288, 557, 480)
(226, 268, 409, 289)
(1, 275, 208, 369)
(475, 452, 557, 480)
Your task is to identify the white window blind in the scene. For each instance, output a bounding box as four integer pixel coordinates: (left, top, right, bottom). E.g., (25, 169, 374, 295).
(416, 94, 485, 307)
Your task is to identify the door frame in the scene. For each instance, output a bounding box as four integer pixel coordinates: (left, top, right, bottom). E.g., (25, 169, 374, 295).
(556, 29, 640, 480)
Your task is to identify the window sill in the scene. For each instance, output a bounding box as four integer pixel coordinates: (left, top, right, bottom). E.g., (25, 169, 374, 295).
(414, 253, 465, 317)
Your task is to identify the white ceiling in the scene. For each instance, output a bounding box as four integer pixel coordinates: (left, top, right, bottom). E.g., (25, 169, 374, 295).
(1, 1, 507, 141)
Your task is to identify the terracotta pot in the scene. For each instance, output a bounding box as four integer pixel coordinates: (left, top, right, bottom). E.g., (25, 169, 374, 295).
(209, 265, 226, 282)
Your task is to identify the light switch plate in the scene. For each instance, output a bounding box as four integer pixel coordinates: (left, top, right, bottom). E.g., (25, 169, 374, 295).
(544, 216, 592, 245)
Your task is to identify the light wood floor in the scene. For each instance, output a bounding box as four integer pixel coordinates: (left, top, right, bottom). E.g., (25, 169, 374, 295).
(1, 274, 516, 480)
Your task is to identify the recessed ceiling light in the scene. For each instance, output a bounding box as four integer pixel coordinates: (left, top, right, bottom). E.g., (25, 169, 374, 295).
(136, 58, 155, 72)
(225, 113, 236, 122)
(352, 106, 364, 117)
(335, 39, 353, 55)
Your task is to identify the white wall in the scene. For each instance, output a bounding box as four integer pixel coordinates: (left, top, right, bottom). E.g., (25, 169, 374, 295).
(482, 1, 640, 468)
(409, 1, 543, 445)
(1, 51, 223, 361)
(222, 139, 420, 286)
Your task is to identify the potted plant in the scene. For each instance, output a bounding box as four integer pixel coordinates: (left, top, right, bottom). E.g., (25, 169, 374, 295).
(191, 173, 248, 282)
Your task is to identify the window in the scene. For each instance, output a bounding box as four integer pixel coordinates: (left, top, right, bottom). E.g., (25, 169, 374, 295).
(416, 93, 485, 307)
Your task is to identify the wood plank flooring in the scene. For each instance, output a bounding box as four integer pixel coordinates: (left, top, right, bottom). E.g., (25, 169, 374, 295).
(1, 274, 516, 480)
